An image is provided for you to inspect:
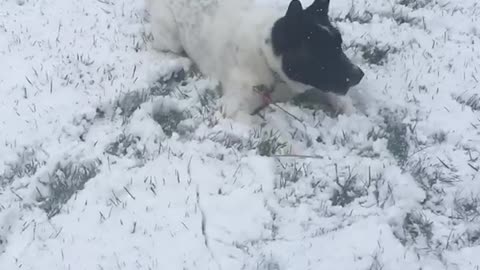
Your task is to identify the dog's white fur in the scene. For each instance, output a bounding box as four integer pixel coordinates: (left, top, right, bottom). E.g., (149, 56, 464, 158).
(146, 0, 352, 121)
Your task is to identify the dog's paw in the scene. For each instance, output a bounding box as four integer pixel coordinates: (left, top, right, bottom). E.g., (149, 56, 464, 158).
(222, 107, 255, 126)
(221, 95, 240, 116)
(220, 97, 252, 124)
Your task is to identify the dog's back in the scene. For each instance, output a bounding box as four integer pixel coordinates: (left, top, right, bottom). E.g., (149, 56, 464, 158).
(147, 0, 279, 86)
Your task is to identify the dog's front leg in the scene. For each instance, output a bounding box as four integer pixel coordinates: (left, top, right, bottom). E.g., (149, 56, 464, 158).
(221, 84, 265, 124)
(221, 69, 270, 122)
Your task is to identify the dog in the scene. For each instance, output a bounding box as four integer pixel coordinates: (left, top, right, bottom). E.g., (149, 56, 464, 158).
(146, 0, 364, 121)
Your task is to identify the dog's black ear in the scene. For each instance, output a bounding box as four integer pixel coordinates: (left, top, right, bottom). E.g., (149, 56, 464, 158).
(285, 0, 303, 20)
(272, 0, 304, 54)
(306, 0, 330, 18)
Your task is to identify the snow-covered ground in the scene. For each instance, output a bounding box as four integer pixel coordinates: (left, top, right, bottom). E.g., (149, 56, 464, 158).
(1, 0, 480, 269)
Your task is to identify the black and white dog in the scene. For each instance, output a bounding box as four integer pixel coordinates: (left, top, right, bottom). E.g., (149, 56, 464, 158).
(147, 0, 364, 121)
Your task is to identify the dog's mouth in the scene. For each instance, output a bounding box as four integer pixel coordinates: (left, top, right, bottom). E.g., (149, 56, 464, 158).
(318, 83, 356, 96)
(320, 83, 352, 96)
(335, 86, 350, 95)
(347, 67, 365, 87)
(331, 67, 365, 95)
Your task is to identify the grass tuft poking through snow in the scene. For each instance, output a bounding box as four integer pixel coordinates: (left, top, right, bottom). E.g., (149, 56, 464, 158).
(105, 134, 141, 157)
(454, 93, 480, 112)
(0, 147, 45, 188)
(255, 130, 288, 157)
(116, 90, 150, 120)
(152, 105, 187, 137)
(383, 110, 410, 166)
(401, 211, 434, 246)
(38, 159, 102, 218)
(398, 0, 433, 10)
(360, 44, 397, 66)
(331, 165, 367, 207)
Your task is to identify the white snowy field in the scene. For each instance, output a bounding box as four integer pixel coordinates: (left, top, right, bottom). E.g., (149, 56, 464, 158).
(0, 0, 480, 269)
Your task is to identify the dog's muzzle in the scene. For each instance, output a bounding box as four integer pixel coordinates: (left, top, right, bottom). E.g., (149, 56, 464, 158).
(347, 65, 364, 87)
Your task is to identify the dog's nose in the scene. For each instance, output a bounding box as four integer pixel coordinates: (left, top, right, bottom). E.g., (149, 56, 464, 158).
(348, 66, 364, 87)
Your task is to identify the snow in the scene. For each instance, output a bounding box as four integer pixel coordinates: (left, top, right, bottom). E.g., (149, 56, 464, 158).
(1, 0, 480, 269)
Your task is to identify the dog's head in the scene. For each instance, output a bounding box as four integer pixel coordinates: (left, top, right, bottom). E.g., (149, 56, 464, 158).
(271, 0, 364, 95)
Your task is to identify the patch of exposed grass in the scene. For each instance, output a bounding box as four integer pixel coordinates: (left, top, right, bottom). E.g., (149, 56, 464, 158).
(38, 159, 102, 218)
(208, 129, 288, 156)
(150, 69, 189, 97)
(381, 109, 410, 166)
(466, 229, 480, 246)
(148, 82, 173, 97)
(0, 147, 45, 188)
(407, 157, 459, 193)
(150, 66, 202, 98)
(254, 130, 288, 157)
(256, 255, 280, 270)
(391, 9, 422, 26)
(454, 93, 480, 112)
(454, 195, 480, 222)
(105, 134, 140, 157)
(398, 0, 433, 9)
(207, 131, 244, 151)
(366, 172, 392, 209)
(333, 130, 353, 147)
(331, 166, 367, 206)
(116, 90, 149, 120)
(358, 44, 397, 66)
(367, 251, 384, 270)
(152, 105, 187, 137)
(385, 122, 409, 165)
(334, 4, 373, 24)
(430, 131, 448, 144)
(277, 162, 309, 189)
(192, 84, 222, 128)
(195, 85, 221, 115)
(402, 211, 434, 246)
(446, 227, 480, 250)
(0, 235, 5, 254)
